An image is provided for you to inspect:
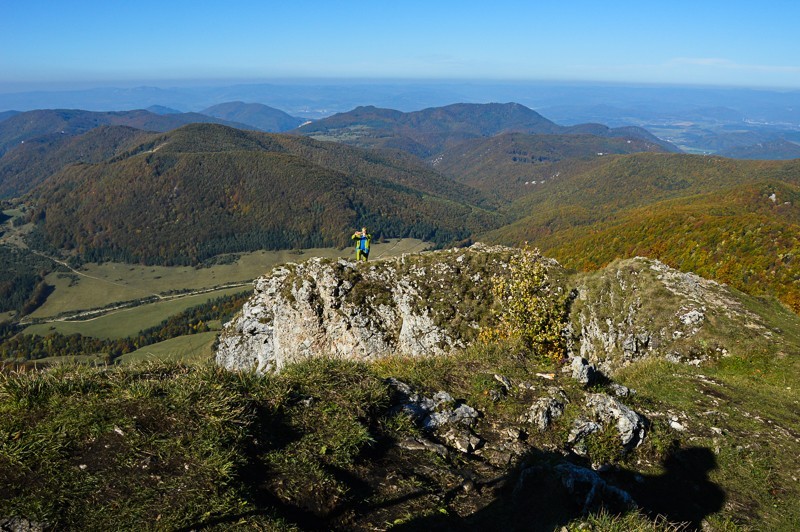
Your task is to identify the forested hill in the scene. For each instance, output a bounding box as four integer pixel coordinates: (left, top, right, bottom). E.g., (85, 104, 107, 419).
(293, 102, 678, 157)
(0, 125, 151, 198)
(431, 132, 669, 198)
(27, 123, 499, 265)
(0, 108, 255, 156)
(484, 152, 800, 311)
(200, 101, 305, 132)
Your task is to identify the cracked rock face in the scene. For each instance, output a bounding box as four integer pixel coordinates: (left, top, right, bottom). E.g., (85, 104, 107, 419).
(569, 257, 773, 374)
(217, 245, 776, 376)
(585, 393, 647, 447)
(216, 244, 514, 373)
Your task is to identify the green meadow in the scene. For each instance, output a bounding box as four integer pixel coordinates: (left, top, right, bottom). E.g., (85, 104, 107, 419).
(23, 286, 244, 339)
(116, 331, 219, 365)
(23, 239, 429, 338)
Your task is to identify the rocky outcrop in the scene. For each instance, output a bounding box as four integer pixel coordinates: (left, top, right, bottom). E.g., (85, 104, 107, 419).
(568, 257, 774, 373)
(216, 244, 516, 372)
(217, 245, 781, 375)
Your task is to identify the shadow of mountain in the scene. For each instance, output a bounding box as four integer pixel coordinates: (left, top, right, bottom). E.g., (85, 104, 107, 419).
(393, 446, 724, 531)
(609, 446, 726, 529)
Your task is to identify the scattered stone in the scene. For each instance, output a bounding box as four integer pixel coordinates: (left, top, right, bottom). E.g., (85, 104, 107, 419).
(568, 356, 597, 385)
(607, 382, 632, 397)
(424, 403, 479, 430)
(494, 373, 512, 391)
(521, 394, 566, 431)
(442, 427, 482, 453)
(0, 517, 47, 532)
(679, 308, 705, 327)
(568, 419, 602, 446)
(585, 393, 647, 447)
(298, 397, 314, 408)
(398, 437, 448, 458)
(668, 420, 686, 431)
(535, 372, 556, 380)
(461, 479, 475, 493)
(505, 427, 523, 440)
(432, 391, 454, 406)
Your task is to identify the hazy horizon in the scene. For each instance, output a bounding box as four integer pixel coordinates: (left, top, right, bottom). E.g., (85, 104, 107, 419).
(4, 1, 800, 91)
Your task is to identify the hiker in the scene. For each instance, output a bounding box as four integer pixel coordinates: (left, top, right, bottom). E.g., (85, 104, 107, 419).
(351, 226, 372, 261)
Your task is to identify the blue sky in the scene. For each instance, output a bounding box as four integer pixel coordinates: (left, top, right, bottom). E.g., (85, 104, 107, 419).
(2, 0, 800, 90)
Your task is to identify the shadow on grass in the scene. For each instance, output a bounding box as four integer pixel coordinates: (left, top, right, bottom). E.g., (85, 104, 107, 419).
(392, 446, 724, 532)
(610, 446, 726, 529)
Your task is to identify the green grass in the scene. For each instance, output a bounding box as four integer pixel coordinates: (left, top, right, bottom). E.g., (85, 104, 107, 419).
(24, 286, 243, 339)
(116, 331, 218, 365)
(22, 240, 429, 340)
(616, 353, 800, 530)
(2, 334, 799, 530)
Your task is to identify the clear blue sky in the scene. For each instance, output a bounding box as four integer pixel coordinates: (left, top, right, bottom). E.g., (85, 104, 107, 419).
(2, 0, 799, 90)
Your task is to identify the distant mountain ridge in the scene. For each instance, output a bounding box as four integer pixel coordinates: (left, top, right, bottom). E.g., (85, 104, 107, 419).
(200, 101, 304, 132)
(0, 108, 256, 156)
(294, 102, 679, 157)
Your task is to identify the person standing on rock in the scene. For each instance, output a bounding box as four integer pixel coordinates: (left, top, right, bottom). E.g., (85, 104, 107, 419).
(351, 226, 372, 261)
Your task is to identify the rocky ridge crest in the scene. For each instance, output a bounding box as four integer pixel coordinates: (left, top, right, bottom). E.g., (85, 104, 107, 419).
(217, 243, 774, 375)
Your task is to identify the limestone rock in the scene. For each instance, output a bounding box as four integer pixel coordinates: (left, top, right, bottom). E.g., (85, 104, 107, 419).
(568, 356, 597, 385)
(568, 419, 602, 446)
(0, 517, 46, 532)
(585, 393, 647, 447)
(216, 245, 777, 377)
(216, 245, 516, 372)
(569, 257, 771, 374)
(441, 427, 483, 453)
(520, 388, 568, 431)
(514, 462, 635, 515)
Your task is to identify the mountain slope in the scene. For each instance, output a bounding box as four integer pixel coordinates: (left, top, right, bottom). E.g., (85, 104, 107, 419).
(483, 153, 800, 310)
(294, 103, 563, 157)
(0, 125, 150, 198)
(0, 108, 255, 156)
(432, 132, 668, 198)
(294, 102, 678, 158)
(200, 101, 305, 132)
(0, 110, 20, 123)
(719, 138, 800, 160)
(27, 124, 498, 265)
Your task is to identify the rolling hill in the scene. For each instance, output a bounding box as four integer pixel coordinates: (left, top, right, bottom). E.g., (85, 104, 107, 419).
(719, 138, 800, 160)
(431, 132, 669, 198)
(0, 125, 151, 198)
(0, 108, 255, 156)
(293, 102, 678, 158)
(26, 124, 498, 265)
(200, 101, 305, 132)
(483, 152, 800, 311)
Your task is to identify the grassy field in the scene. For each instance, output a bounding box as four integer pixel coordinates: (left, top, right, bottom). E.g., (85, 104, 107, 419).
(23, 286, 245, 339)
(28, 239, 428, 319)
(116, 331, 218, 365)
